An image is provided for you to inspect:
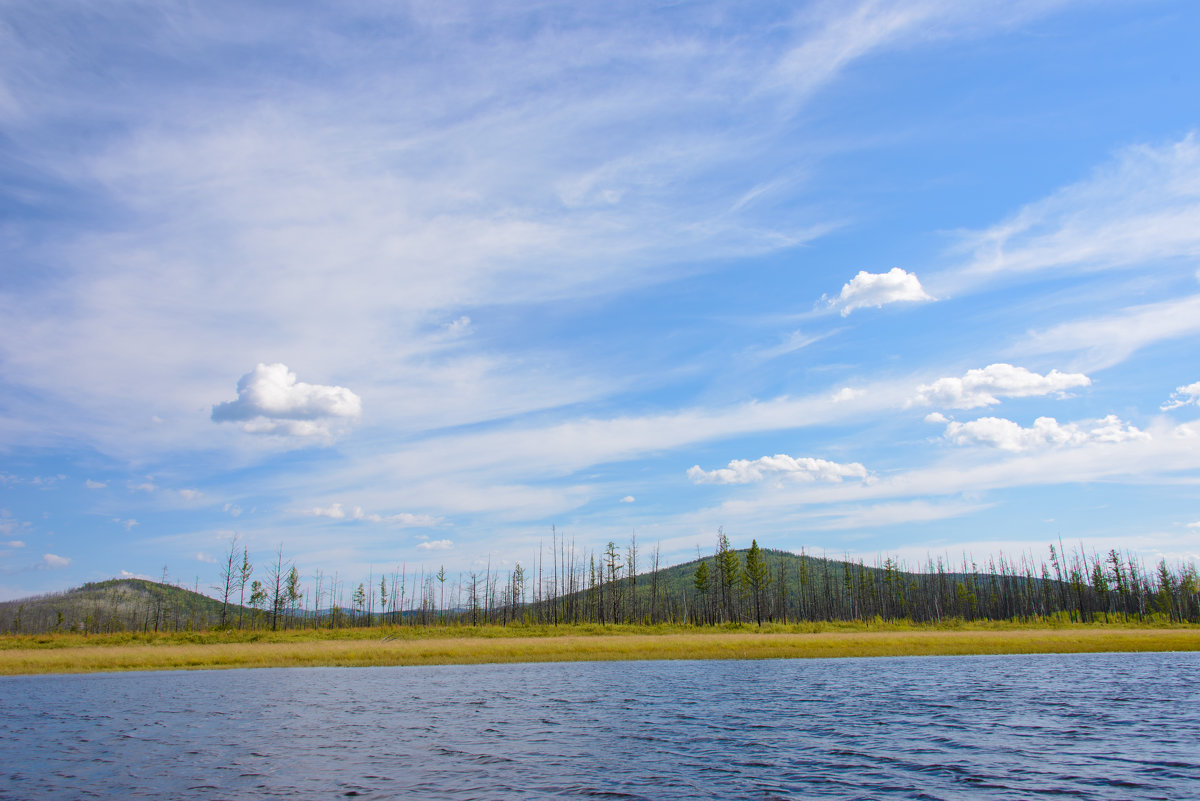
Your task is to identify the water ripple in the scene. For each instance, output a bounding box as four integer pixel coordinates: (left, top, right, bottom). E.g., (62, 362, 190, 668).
(0, 652, 1197, 800)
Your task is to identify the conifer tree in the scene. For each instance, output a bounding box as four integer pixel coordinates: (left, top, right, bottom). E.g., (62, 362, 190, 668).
(693, 560, 710, 624)
(714, 529, 741, 622)
(743, 539, 769, 625)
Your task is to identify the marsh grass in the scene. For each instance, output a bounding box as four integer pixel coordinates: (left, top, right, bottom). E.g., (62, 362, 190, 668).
(1, 621, 1196, 675)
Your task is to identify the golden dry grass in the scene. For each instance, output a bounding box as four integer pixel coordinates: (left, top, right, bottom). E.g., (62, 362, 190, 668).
(1, 625, 1196, 675)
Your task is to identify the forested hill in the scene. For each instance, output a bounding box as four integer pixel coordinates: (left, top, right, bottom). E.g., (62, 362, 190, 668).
(0, 578, 232, 635)
(2, 543, 1197, 635)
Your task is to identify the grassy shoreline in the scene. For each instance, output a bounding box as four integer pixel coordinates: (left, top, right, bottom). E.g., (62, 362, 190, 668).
(1, 622, 1197, 675)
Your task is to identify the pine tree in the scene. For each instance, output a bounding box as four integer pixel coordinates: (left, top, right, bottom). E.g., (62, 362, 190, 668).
(353, 583, 367, 624)
(693, 560, 710, 624)
(742, 539, 769, 625)
(286, 566, 302, 629)
(714, 529, 741, 622)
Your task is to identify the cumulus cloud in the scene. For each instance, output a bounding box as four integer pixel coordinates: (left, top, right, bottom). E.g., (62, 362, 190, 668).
(42, 553, 70, 568)
(828, 268, 934, 316)
(619, 495, 635, 503)
(417, 539, 453, 551)
(688, 454, 869, 485)
(944, 414, 1149, 452)
(831, 387, 865, 402)
(212, 363, 361, 440)
(912, 363, 1090, 409)
(307, 503, 348, 519)
(1162, 381, 1200, 411)
(305, 502, 438, 526)
(924, 412, 949, 424)
(85, 479, 107, 489)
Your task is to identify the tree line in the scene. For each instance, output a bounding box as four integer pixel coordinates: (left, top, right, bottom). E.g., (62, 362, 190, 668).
(2, 529, 1198, 634)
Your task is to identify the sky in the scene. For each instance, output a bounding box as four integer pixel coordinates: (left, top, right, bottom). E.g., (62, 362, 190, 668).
(2, 0, 1200, 601)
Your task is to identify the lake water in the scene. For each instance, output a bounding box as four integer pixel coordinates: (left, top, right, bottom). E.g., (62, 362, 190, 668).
(1, 651, 1197, 800)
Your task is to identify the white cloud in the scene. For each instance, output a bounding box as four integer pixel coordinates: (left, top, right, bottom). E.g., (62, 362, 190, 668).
(307, 503, 348, 519)
(211, 363, 361, 440)
(223, 503, 243, 517)
(84, 479, 107, 489)
(446, 316, 472, 336)
(194, 552, 216, 564)
(305, 502, 438, 527)
(945, 414, 1149, 452)
(829, 268, 934, 316)
(1162, 381, 1200, 411)
(924, 412, 949, 424)
(832, 387, 865, 402)
(129, 481, 157, 493)
(42, 553, 70, 568)
(701, 420, 1200, 519)
(178, 489, 203, 501)
(619, 495, 635, 503)
(688, 454, 869, 485)
(1186, 521, 1200, 530)
(417, 539, 453, 551)
(359, 510, 440, 526)
(912, 363, 1090, 409)
(3, 540, 25, 549)
(113, 518, 138, 531)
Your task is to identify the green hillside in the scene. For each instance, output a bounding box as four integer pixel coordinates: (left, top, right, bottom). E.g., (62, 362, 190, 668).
(2, 543, 1195, 635)
(0, 578, 236, 634)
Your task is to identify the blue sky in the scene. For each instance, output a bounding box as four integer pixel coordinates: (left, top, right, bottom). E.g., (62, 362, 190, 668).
(2, 0, 1199, 600)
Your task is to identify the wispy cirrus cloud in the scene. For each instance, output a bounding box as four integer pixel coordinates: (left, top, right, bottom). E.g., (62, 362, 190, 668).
(940, 133, 1200, 294)
(1016, 293, 1200, 372)
(0, 0, 1079, 465)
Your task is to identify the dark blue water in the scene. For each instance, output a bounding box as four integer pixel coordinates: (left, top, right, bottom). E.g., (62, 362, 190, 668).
(1, 652, 1197, 800)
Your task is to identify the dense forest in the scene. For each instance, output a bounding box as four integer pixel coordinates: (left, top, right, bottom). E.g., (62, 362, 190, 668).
(2, 531, 1198, 635)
